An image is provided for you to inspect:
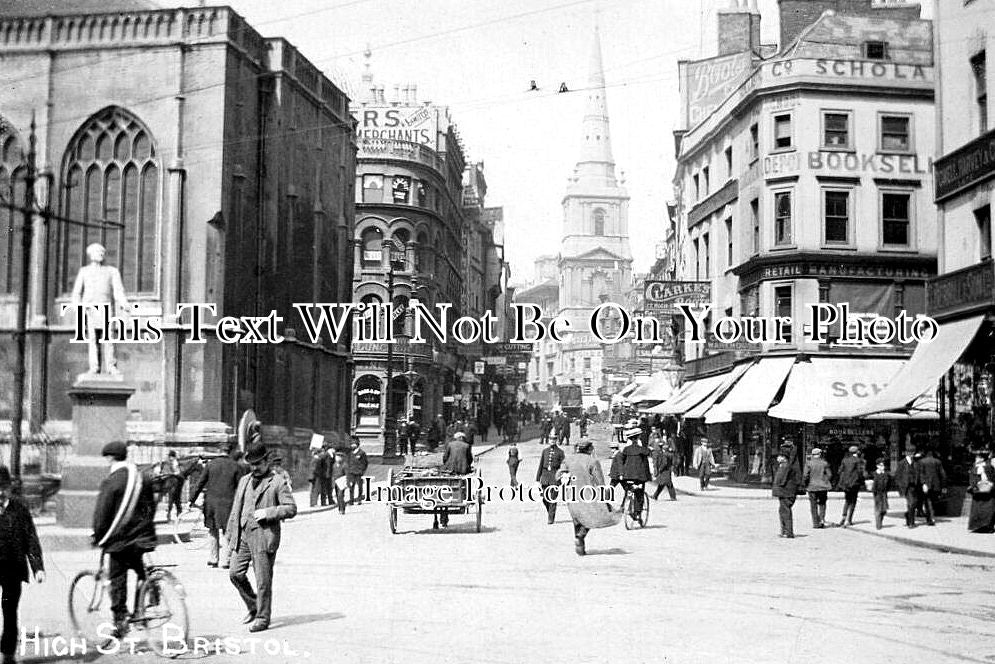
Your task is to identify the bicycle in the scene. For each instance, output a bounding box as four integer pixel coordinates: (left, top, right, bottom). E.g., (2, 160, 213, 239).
(619, 480, 649, 530)
(68, 551, 189, 656)
(172, 503, 209, 549)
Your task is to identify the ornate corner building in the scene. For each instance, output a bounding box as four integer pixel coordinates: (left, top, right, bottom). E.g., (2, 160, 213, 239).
(350, 70, 506, 453)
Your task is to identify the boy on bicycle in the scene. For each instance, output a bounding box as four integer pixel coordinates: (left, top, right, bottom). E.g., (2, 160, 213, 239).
(92, 441, 158, 638)
(609, 422, 651, 526)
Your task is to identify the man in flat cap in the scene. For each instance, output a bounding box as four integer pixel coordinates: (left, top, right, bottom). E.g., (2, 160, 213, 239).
(802, 448, 832, 528)
(227, 442, 297, 633)
(836, 445, 866, 527)
(772, 447, 800, 538)
(92, 441, 157, 638)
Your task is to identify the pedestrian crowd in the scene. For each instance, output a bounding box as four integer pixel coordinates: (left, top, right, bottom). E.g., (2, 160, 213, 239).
(772, 442, 995, 538)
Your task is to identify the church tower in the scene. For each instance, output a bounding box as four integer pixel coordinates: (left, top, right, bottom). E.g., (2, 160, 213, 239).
(558, 24, 632, 329)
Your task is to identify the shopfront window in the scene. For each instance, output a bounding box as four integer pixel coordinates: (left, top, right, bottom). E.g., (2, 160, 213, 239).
(355, 374, 382, 427)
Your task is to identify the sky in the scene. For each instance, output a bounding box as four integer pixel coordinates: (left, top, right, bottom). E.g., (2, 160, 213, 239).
(159, 0, 930, 285)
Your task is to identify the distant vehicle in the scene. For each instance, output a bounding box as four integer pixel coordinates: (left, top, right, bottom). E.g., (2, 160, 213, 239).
(554, 384, 584, 418)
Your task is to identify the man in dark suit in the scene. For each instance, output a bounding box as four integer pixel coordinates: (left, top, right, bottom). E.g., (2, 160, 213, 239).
(773, 449, 800, 538)
(836, 445, 865, 527)
(918, 450, 946, 526)
(893, 446, 921, 528)
(227, 443, 297, 633)
(536, 439, 566, 524)
(611, 427, 651, 524)
(92, 441, 157, 638)
(0, 466, 45, 664)
(190, 444, 247, 568)
(652, 439, 677, 501)
(347, 437, 369, 504)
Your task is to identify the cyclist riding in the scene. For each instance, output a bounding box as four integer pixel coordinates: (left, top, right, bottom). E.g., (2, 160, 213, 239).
(609, 420, 652, 526)
(92, 441, 158, 639)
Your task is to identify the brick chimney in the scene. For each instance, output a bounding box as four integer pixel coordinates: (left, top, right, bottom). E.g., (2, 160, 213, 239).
(777, 0, 921, 51)
(717, 0, 761, 57)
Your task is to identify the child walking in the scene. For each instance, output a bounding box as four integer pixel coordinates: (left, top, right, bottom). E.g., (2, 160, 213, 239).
(507, 445, 520, 487)
(331, 450, 349, 514)
(872, 459, 890, 530)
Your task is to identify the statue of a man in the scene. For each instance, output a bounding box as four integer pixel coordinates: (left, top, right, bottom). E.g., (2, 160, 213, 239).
(70, 243, 129, 376)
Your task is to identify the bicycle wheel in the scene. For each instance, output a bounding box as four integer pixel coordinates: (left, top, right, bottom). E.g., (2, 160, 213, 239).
(173, 506, 208, 549)
(138, 570, 189, 657)
(622, 493, 637, 530)
(68, 571, 107, 641)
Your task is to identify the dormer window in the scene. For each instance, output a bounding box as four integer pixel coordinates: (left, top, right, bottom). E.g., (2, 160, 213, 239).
(864, 41, 888, 60)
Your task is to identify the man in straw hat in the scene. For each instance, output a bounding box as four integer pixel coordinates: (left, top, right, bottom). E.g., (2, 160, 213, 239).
(227, 442, 297, 633)
(610, 422, 651, 526)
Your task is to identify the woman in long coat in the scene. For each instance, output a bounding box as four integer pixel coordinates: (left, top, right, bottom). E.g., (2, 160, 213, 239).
(967, 451, 995, 533)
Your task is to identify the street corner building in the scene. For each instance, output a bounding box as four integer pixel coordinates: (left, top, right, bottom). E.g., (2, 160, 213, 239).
(349, 59, 512, 455)
(0, 1, 356, 479)
(661, 0, 956, 480)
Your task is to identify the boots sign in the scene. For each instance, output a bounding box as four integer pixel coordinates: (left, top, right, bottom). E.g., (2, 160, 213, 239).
(681, 52, 751, 128)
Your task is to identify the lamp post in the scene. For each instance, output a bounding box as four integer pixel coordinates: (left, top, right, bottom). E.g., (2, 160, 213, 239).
(382, 238, 398, 458)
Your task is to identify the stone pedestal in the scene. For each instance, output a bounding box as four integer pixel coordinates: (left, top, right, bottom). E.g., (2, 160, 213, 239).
(56, 375, 136, 528)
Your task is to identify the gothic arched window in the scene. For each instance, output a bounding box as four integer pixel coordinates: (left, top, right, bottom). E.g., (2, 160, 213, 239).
(59, 107, 160, 294)
(593, 208, 605, 235)
(0, 129, 25, 294)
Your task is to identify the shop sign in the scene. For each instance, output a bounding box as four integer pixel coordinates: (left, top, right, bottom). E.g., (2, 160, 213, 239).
(353, 104, 440, 148)
(927, 261, 995, 319)
(770, 59, 929, 83)
(481, 356, 506, 365)
(807, 151, 930, 175)
(644, 280, 711, 314)
(474, 361, 485, 375)
(934, 128, 995, 202)
(739, 259, 933, 288)
(682, 51, 752, 128)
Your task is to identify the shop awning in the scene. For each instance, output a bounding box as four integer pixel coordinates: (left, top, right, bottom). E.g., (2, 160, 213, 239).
(767, 356, 908, 423)
(628, 373, 678, 402)
(645, 373, 728, 415)
(704, 356, 796, 424)
(683, 363, 751, 419)
(851, 315, 986, 416)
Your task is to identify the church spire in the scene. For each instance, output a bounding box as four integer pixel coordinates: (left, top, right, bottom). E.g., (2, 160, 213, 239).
(575, 23, 617, 186)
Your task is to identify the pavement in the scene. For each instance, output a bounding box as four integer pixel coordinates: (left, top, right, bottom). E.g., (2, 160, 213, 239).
(669, 473, 995, 559)
(17, 425, 995, 663)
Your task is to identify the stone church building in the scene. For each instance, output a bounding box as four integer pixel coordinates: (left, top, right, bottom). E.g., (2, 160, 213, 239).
(0, 2, 356, 475)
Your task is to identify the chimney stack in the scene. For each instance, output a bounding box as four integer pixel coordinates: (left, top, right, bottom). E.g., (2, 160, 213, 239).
(716, 0, 761, 57)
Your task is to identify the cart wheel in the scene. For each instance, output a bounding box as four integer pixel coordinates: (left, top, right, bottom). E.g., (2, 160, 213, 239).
(475, 495, 483, 533)
(389, 506, 398, 534)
